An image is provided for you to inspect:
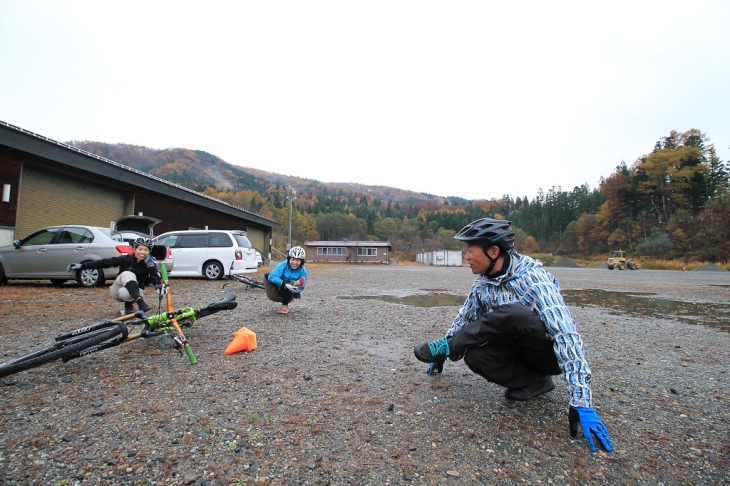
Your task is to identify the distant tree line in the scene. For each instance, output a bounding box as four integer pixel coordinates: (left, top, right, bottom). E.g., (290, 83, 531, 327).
(73, 129, 730, 263)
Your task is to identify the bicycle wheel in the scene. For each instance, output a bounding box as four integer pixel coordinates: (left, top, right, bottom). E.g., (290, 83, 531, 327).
(236, 275, 265, 289)
(0, 327, 123, 378)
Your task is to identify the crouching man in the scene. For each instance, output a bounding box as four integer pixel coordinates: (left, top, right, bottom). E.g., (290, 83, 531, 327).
(414, 218, 613, 453)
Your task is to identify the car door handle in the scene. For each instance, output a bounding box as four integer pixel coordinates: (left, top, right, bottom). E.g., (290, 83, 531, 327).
(74, 247, 86, 251)
(37, 248, 47, 253)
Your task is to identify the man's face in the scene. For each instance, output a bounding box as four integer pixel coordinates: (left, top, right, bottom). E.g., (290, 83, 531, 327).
(464, 243, 491, 274)
(289, 258, 302, 270)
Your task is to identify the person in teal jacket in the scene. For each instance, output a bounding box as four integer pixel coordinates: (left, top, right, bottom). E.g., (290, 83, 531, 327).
(265, 246, 308, 314)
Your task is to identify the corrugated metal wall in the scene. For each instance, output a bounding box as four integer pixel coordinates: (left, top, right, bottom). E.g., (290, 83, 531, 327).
(16, 163, 128, 238)
(246, 226, 265, 253)
(416, 250, 463, 266)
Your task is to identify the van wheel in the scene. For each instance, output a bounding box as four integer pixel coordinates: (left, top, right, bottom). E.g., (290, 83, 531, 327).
(203, 261, 224, 280)
(0, 263, 7, 285)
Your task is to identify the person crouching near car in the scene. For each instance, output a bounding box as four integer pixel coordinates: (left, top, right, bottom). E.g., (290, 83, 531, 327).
(264, 246, 307, 314)
(66, 237, 167, 315)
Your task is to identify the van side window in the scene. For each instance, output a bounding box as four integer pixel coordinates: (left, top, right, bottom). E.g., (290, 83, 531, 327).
(179, 234, 209, 248)
(157, 234, 179, 248)
(208, 233, 233, 248)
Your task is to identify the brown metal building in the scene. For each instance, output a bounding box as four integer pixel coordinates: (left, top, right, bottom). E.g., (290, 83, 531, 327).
(303, 240, 391, 263)
(0, 121, 280, 256)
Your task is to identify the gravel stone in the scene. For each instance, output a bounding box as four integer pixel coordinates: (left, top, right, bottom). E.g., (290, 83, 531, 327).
(0, 265, 728, 484)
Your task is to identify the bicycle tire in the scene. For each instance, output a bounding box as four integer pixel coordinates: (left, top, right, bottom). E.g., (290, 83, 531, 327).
(236, 275, 265, 289)
(0, 327, 123, 378)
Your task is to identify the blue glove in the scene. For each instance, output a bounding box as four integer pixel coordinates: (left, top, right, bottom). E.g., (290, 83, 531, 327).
(66, 263, 82, 272)
(427, 358, 445, 375)
(569, 406, 613, 452)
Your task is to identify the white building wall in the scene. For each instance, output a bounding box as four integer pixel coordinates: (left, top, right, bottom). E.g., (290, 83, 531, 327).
(416, 250, 462, 266)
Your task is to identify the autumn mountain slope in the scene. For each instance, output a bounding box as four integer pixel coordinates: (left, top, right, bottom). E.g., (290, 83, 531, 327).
(68, 141, 471, 207)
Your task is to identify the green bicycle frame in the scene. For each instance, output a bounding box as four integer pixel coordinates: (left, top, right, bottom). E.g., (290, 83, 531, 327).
(159, 262, 197, 364)
(143, 306, 196, 332)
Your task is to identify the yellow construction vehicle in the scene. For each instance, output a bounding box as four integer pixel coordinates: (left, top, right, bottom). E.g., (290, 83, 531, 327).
(607, 250, 640, 270)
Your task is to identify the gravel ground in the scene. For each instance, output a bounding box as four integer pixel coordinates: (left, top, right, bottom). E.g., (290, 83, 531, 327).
(1, 264, 729, 485)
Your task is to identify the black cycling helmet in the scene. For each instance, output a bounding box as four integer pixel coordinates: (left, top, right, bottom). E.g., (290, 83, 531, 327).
(455, 218, 515, 276)
(454, 218, 515, 251)
(133, 236, 156, 249)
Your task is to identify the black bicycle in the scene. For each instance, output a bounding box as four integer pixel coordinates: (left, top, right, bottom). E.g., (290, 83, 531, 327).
(222, 261, 265, 290)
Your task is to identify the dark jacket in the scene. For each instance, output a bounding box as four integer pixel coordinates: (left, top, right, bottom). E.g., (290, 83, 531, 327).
(80, 254, 161, 288)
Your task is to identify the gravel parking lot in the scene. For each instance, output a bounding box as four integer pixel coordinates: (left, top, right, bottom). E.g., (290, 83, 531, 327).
(1, 264, 729, 485)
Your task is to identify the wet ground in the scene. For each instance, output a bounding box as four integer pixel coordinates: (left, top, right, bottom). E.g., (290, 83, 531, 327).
(339, 266, 730, 333)
(1, 264, 729, 485)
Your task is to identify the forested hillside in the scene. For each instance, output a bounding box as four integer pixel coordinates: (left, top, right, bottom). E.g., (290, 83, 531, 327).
(69, 129, 730, 263)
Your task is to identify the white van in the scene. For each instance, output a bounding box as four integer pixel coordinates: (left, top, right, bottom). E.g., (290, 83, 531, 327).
(156, 230, 258, 280)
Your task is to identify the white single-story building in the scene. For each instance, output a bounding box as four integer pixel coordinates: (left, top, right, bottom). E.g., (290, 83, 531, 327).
(416, 250, 463, 266)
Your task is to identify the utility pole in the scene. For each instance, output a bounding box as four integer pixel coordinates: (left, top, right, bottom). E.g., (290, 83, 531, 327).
(287, 186, 296, 251)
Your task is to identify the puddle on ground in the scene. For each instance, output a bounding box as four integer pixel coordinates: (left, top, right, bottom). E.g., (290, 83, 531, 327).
(340, 289, 730, 332)
(339, 293, 464, 308)
(562, 289, 730, 332)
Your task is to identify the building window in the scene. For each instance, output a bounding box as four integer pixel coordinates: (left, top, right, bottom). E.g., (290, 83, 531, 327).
(357, 247, 378, 256)
(317, 247, 346, 255)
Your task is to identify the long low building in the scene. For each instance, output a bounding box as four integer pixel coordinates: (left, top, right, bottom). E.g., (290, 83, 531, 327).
(0, 120, 280, 256)
(304, 240, 391, 263)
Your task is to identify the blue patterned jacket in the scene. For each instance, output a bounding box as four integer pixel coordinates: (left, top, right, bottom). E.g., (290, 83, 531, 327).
(447, 251, 593, 408)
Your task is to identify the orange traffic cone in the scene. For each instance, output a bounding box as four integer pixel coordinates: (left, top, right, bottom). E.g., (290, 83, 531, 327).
(224, 327, 257, 355)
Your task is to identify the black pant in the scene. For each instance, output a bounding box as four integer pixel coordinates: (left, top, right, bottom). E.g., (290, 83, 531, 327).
(449, 304, 561, 389)
(263, 273, 296, 305)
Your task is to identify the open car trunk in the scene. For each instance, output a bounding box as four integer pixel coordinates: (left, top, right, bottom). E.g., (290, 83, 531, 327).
(110, 215, 161, 236)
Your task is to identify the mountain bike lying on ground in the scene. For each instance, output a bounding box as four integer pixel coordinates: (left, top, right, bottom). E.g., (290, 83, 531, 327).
(0, 262, 238, 378)
(222, 261, 265, 291)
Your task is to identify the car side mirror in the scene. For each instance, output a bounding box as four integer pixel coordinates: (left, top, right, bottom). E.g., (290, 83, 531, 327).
(12, 239, 21, 249)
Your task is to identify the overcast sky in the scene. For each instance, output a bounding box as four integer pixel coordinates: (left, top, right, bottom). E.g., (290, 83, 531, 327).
(1, 1, 728, 201)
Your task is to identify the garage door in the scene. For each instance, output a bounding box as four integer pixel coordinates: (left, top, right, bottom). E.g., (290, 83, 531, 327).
(16, 163, 128, 239)
(246, 226, 265, 252)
